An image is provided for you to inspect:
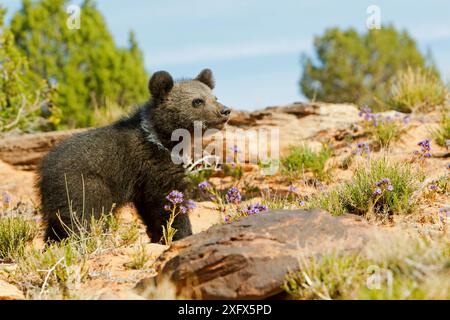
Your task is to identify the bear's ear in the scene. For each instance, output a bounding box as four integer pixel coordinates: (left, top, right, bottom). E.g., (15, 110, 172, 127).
(149, 71, 174, 100)
(195, 68, 215, 89)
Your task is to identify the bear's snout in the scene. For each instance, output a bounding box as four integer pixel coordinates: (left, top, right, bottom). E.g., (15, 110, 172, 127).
(220, 107, 231, 116)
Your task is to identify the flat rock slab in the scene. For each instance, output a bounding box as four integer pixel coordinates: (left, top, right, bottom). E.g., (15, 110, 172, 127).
(136, 209, 375, 299)
(0, 129, 85, 170)
(0, 279, 24, 300)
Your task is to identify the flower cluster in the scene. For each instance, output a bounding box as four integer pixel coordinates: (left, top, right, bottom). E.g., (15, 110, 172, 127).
(373, 178, 394, 196)
(225, 187, 241, 204)
(359, 106, 375, 121)
(414, 139, 432, 160)
(166, 190, 183, 204)
(186, 200, 197, 210)
(241, 203, 268, 216)
(355, 141, 371, 158)
(439, 207, 450, 223)
(1, 191, 11, 210)
(198, 181, 211, 191)
(198, 180, 222, 205)
(359, 106, 410, 128)
(164, 190, 195, 215)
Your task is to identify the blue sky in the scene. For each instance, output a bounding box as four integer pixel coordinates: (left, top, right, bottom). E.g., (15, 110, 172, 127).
(3, 0, 450, 110)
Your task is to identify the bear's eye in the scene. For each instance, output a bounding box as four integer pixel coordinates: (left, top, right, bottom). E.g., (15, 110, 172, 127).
(192, 98, 204, 107)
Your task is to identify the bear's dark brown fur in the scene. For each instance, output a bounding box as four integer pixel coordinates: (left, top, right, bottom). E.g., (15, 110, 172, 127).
(37, 69, 230, 242)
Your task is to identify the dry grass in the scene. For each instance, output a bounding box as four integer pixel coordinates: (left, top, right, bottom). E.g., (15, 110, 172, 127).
(389, 67, 448, 113)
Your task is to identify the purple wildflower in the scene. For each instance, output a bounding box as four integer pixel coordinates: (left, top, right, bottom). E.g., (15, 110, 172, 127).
(226, 187, 241, 204)
(166, 190, 184, 204)
(242, 203, 268, 215)
(224, 215, 232, 223)
(359, 106, 374, 121)
(1, 192, 11, 205)
(387, 185, 394, 192)
(299, 200, 306, 206)
(415, 139, 432, 160)
(418, 139, 431, 150)
(163, 205, 171, 211)
(230, 145, 240, 153)
(438, 208, 450, 222)
(186, 200, 197, 210)
(198, 181, 211, 191)
(428, 185, 438, 191)
(373, 188, 382, 196)
(179, 206, 187, 214)
(355, 142, 371, 159)
(403, 115, 411, 125)
(288, 185, 298, 193)
(376, 178, 391, 186)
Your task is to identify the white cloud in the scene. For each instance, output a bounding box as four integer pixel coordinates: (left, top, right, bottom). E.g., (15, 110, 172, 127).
(146, 39, 310, 66)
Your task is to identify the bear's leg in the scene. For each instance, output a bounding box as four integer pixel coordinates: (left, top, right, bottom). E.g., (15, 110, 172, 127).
(45, 216, 71, 241)
(42, 175, 116, 242)
(171, 209, 193, 241)
(134, 198, 192, 243)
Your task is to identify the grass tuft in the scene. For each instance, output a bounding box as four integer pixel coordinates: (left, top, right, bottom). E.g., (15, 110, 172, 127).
(283, 233, 450, 300)
(309, 158, 423, 218)
(431, 108, 450, 147)
(281, 144, 332, 181)
(0, 215, 39, 262)
(389, 67, 448, 113)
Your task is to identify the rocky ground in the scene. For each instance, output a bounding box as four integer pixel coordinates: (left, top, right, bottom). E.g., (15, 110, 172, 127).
(0, 102, 448, 300)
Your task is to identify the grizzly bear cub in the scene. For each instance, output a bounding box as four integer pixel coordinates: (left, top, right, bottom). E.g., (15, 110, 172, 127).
(37, 69, 230, 242)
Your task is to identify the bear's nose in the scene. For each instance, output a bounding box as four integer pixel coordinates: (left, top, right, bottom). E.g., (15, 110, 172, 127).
(220, 107, 231, 116)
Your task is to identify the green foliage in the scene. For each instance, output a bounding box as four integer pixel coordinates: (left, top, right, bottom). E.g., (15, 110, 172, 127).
(389, 67, 448, 113)
(125, 240, 149, 270)
(187, 169, 214, 188)
(0, 215, 39, 261)
(309, 159, 423, 217)
(222, 164, 243, 180)
(283, 234, 450, 300)
(301, 26, 437, 110)
(362, 116, 406, 148)
(431, 108, 450, 147)
(371, 118, 404, 148)
(17, 240, 88, 298)
(281, 144, 332, 180)
(283, 253, 368, 300)
(0, 6, 59, 134)
(119, 221, 140, 246)
(10, 0, 148, 128)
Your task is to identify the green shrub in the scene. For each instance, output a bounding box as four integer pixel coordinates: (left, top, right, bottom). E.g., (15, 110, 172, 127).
(0, 8, 59, 134)
(10, 0, 148, 128)
(389, 67, 448, 113)
(0, 215, 39, 261)
(281, 144, 332, 180)
(300, 26, 437, 109)
(309, 159, 423, 217)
